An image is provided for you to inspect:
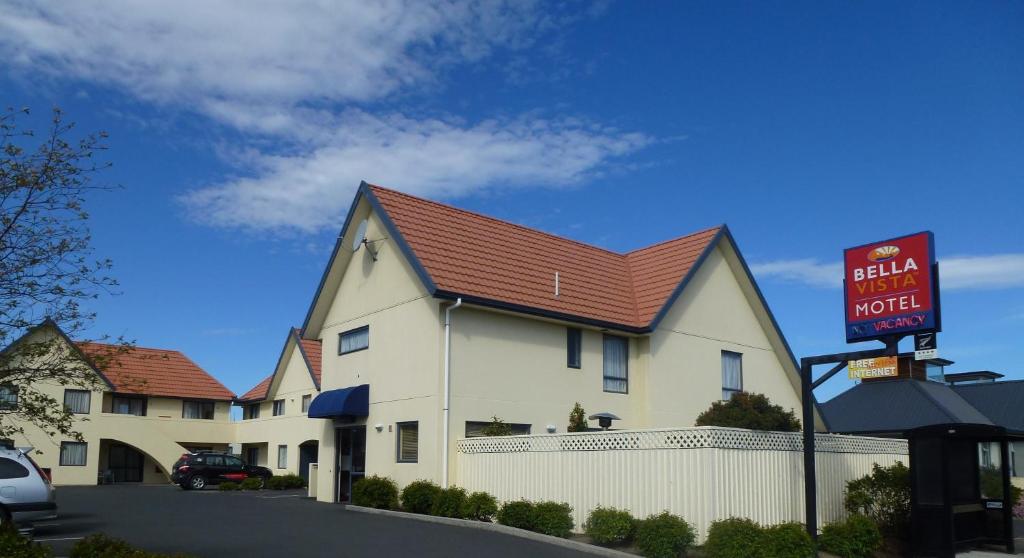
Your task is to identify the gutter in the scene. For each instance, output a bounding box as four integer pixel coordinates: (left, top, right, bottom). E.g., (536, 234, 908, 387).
(442, 297, 462, 488)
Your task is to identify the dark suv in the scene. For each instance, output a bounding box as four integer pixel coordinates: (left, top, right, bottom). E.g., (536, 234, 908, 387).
(171, 451, 272, 490)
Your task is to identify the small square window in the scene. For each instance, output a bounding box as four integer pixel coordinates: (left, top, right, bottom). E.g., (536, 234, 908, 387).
(60, 441, 87, 466)
(339, 326, 369, 355)
(243, 404, 260, 420)
(64, 389, 91, 414)
(183, 400, 215, 420)
(112, 396, 146, 416)
(272, 399, 285, 416)
(397, 422, 418, 463)
(0, 385, 18, 411)
(301, 394, 312, 413)
(566, 328, 581, 369)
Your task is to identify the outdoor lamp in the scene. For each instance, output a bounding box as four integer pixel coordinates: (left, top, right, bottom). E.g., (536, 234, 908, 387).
(588, 412, 621, 430)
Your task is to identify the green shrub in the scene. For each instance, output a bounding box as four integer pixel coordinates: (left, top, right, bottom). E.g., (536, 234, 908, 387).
(695, 392, 800, 432)
(634, 511, 694, 558)
(844, 461, 909, 538)
(270, 474, 307, 489)
(351, 475, 399, 509)
(761, 522, 815, 558)
(583, 506, 636, 546)
(69, 533, 193, 558)
(431, 486, 468, 518)
(497, 500, 536, 531)
(568, 402, 588, 432)
(401, 480, 442, 514)
(818, 514, 882, 558)
(218, 481, 240, 491)
(0, 523, 52, 558)
(265, 476, 286, 490)
(239, 477, 264, 490)
(481, 416, 514, 436)
(704, 517, 764, 558)
(460, 491, 498, 521)
(532, 501, 574, 538)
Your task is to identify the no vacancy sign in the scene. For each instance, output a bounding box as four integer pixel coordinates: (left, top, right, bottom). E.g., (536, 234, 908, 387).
(844, 231, 940, 343)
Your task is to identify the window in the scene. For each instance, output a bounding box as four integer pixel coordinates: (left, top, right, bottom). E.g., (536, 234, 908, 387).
(0, 457, 29, 479)
(567, 328, 582, 369)
(602, 335, 628, 393)
(277, 445, 288, 469)
(182, 400, 215, 420)
(111, 396, 145, 416)
(243, 404, 260, 420)
(301, 394, 312, 413)
(722, 351, 743, 400)
(60, 441, 87, 466)
(339, 326, 369, 355)
(245, 446, 260, 466)
(272, 399, 285, 416)
(465, 421, 531, 437)
(64, 389, 91, 414)
(0, 385, 18, 410)
(396, 422, 418, 463)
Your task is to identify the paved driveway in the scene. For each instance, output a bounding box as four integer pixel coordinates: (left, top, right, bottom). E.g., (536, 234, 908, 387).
(34, 485, 592, 558)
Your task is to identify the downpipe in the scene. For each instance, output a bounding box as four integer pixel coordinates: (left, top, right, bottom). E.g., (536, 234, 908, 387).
(442, 297, 462, 488)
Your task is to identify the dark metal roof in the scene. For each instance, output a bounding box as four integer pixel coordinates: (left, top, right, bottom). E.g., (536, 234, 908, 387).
(944, 371, 1005, 384)
(821, 379, 993, 436)
(951, 380, 1024, 434)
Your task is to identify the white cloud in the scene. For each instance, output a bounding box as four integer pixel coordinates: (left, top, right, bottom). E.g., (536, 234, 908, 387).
(182, 110, 650, 232)
(0, 1, 645, 233)
(751, 254, 1024, 291)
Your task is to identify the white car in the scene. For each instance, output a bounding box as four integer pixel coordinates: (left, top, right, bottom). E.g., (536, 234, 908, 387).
(0, 447, 56, 527)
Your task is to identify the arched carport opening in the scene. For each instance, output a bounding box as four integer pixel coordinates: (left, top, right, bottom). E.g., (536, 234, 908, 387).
(98, 439, 171, 484)
(298, 440, 319, 482)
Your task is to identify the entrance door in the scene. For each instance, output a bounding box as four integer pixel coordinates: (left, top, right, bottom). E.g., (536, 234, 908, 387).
(108, 444, 144, 483)
(299, 442, 319, 482)
(335, 426, 366, 503)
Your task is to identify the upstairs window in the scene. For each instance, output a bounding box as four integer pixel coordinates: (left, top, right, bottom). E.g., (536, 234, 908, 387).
(301, 394, 312, 413)
(243, 404, 260, 420)
(602, 335, 628, 393)
(0, 385, 18, 410)
(64, 389, 91, 414)
(111, 396, 146, 416)
(722, 351, 743, 400)
(566, 328, 582, 369)
(339, 326, 369, 355)
(272, 399, 285, 416)
(183, 400, 215, 420)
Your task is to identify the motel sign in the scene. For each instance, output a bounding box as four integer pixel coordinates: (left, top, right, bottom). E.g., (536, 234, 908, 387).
(843, 231, 940, 343)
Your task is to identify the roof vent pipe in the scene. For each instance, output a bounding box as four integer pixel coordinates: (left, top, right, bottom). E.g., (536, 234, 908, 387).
(442, 297, 462, 488)
(555, 272, 560, 298)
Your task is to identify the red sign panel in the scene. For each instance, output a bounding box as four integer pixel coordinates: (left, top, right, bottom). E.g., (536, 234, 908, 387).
(844, 231, 939, 342)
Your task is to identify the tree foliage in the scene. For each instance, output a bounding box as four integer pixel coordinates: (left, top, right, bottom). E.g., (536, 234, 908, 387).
(0, 107, 120, 444)
(843, 461, 910, 539)
(481, 415, 513, 436)
(567, 401, 588, 432)
(694, 392, 801, 432)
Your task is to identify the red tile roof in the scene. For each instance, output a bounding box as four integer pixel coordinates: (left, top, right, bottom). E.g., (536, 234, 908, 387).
(77, 343, 235, 401)
(298, 336, 322, 386)
(368, 185, 722, 330)
(238, 374, 273, 403)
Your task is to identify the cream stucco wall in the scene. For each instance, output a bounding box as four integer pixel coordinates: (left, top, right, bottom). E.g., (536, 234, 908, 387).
(312, 204, 443, 502)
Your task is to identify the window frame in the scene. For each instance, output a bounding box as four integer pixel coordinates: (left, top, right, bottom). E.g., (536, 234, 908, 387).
(64, 389, 91, 414)
(272, 399, 286, 416)
(0, 385, 18, 411)
(59, 441, 88, 466)
(243, 403, 260, 420)
(338, 325, 370, 355)
(566, 327, 582, 369)
(110, 395, 146, 416)
(721, 350, 744, 401)
(396, 421, 419, 463)
(301, 394, 312, 413)
(464, 421, 532, 438)
(182, 400, 215, 420)
(277, 444, 288, 469)
(602, 334, 629, 394)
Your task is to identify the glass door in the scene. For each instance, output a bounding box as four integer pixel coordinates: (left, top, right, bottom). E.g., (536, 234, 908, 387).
(335, 426, 367, 503)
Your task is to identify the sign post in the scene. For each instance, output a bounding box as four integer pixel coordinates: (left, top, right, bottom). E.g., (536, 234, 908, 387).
(800, 231, 941, 540)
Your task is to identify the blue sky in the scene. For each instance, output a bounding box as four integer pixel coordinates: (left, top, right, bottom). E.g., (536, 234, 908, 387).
(1, 1, 1021, 402)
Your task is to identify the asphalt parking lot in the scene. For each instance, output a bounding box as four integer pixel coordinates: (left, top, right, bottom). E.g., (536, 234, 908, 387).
(33, 485, 593, 558)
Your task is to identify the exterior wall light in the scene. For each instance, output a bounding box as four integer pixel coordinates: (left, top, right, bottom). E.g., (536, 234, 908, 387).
(546, 424, 556, 433)
(588, 412, 621, 430)
(374, 423, 384, 432)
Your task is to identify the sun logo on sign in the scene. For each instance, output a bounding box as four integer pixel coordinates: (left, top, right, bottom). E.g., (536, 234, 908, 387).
(867, 245, 900, 263)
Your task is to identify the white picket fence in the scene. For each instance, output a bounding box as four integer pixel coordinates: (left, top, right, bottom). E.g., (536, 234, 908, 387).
(454, 426, 908, 541)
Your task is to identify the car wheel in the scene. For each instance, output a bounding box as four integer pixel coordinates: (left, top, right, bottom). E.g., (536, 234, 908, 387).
(189, 475, 207, 490)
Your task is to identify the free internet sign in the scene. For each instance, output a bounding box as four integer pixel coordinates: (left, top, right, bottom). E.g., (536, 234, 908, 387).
(844, 231, 940, 343)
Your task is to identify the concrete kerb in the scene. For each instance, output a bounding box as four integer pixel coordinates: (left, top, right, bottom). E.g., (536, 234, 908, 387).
(343, 505, 635, 558)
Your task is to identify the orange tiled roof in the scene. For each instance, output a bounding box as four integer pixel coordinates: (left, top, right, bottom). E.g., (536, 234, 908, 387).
(77, 343, 235, 401)
(237, 374, 273, 403)
(368, 185, 722, 330)
(298, 336, 322, 386)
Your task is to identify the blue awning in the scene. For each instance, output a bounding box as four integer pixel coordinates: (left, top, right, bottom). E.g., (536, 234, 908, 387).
(308, 384, 369, 419)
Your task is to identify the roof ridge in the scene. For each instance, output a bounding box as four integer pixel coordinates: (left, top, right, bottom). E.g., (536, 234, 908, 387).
(625, 225, 724, 255)
(369, 183, 714, 258)
(78, 341, 185, 355)
(911, 380, 980, 423)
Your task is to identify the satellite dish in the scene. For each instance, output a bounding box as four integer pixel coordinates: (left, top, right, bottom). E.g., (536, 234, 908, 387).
(352, 219, 368, 252)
